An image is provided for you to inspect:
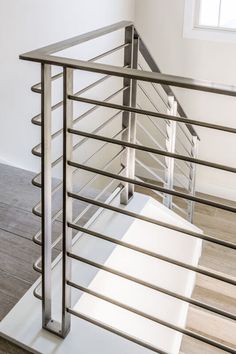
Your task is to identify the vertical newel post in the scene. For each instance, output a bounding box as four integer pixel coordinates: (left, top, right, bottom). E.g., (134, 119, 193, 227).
(128, 30, 139, 196)
(188, 135, 198, 222)
(164, 96, 177, 209)
(41, 63, 52, 329)
(120, 25, 138, 204)
(62, 67, 73, 337)
(120, 25, 133, 205)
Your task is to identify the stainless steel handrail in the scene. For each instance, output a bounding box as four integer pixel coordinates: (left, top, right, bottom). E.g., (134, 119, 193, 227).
(20, 50, 236, 97)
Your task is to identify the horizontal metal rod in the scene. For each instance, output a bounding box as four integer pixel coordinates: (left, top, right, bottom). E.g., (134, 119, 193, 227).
(138, 83, 162, 114)
(31, 44, 129, 95)
(32, 207, 41, 218)
(20, 49, 236, 97)
(174, 162, 190, 181)
(33, 177, 117, 251)
(136, 158, 165, 184)
(138, 63, 169, 110)
(173, 174, 188, 191)
(138, 83, 193, 147)
(68, 253, 235, 353)
(67, 307, 167, 354)
(68, 130, 236, 192)
(31, 115, 42, 126)
(67, 280, 235, 353)
(68, 224, 236, 321)
(138, 38, 200, 139)
(32, 126, 125, 220)
(176, 122, 193, 145)
(136, 139, 167, 170)
(172, 202, 188, 215)
(137, 103, 168, 139)
(138, 185, 164, 200)
(31, 73, 111, 127)
(32, 148, 42, 158)
(33, 183, 125, 274)
(32, 175, 42, 188)
(88, 43, 130, 63)
(137, 121, 164, 151)
(67, 205, 235, 286)
(68, 190, 236, 251)
(33, 287, 42, 300)
(32, 109, 127, 207)
(69, 94, 236, 135)
(32, 95, 123, 160)
(71, 83, 127, 127)
(32, 90, 126, 188)
(31, 66, 126, 129)
(33, 259, 41, 273)
(69, 160, 236, 215)
(176, 137, 192, 156)
(32, 120, 126, 215)
(32, 150, 125, 251)
(33, 230, 42, 246)
(174, 149, 191, 169)
(73, 178, 124, 230)
(136, 176, 164, 200)
(32, 72, 62, 93)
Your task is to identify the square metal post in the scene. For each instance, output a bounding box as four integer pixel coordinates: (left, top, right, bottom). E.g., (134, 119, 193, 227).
(164, 96, 177, 209)
(128, 31, 139, 197)
(187, 135, 198, 222)
(61, 67, 74, 337)
(120, 25, 138, 204)
(41, 63, 52, 329)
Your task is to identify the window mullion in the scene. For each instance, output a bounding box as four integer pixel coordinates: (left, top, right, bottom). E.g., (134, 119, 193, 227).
(195, 0, 201, 27)
(218, 0, 223, 27)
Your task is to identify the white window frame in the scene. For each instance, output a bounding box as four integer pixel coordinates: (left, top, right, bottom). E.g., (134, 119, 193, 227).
(183, 0, 236, 43)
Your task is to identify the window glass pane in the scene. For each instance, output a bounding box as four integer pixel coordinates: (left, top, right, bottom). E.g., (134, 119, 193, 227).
(220, 0, 236, 29)
(198, 0, 221, 26)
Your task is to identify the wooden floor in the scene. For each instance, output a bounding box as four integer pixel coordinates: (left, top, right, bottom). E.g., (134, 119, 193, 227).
(0, 163, 235, 353)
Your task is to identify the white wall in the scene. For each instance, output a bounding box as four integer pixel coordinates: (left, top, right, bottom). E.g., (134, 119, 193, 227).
(0, 0, 135, 172)
(135, 0, 236, 201)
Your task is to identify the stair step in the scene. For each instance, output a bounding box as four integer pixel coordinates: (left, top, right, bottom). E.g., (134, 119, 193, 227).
(186, 306, 236, 347)
(193, 285, 236, 315)
(181, 285, 236, 353)
(180, 335, 232, 354)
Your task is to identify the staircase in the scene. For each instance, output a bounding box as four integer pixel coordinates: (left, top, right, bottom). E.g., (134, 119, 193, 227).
(1, 21, 236, 354)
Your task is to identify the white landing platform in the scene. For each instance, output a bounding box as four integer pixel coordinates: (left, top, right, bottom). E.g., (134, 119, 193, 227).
(0, 193, 202, 354)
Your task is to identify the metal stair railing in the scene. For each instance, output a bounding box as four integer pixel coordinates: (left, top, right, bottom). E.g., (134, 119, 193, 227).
(20, 21, 236, 354)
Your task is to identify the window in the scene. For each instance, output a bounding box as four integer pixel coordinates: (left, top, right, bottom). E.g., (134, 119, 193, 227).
(183, 0, 236, 42)
(196, 0, 236, 30)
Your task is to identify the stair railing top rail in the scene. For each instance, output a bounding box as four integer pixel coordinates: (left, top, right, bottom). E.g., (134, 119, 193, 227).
(20, 21, 236, 99)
